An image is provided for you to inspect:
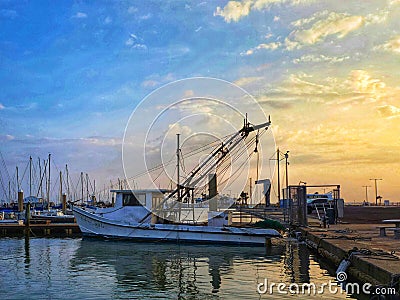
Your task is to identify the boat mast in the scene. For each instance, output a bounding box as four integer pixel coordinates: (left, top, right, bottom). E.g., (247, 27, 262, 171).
(8, 180, 11, 202)
(47, 154, 51, 209)
(86, 173, 89, 203)
(177, 133, 180, 203)
(38, 158, 43, 200)
(29, 156, 32, 197)
(138, 116, 272, 224)
(59, 171, 62, 204)
(176, 133, 182, 222)
(65, 164, 70, 202)
(80, 172, 84, 204)
(16, 166, 19, 191)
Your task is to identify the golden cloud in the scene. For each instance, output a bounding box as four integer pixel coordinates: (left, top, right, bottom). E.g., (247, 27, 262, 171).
(214, 0, 314, 23)
(377, 105, 400, 118)
(374, 36, 400, 54)
(288, 12, 364, 49)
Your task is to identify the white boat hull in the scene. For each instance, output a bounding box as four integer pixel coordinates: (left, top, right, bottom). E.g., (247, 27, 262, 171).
(73, 206, 280, 246)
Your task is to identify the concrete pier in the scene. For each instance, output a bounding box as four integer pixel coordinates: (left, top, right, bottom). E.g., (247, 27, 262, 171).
(298, 221, 400, 297)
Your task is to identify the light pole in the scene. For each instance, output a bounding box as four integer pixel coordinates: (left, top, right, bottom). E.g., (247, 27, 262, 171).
(269, 148, 286, 202)
(369, 178, 382, 206)
(362, 185, 371, 204)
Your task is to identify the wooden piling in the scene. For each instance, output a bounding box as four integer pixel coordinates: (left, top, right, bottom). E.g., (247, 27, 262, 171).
(62, 193, 67, 214)
(24, 202, 30, 227)
(18, 190, 24, 212)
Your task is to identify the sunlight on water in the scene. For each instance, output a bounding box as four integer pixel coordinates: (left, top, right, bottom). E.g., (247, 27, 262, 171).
(0, 238, 352, 299)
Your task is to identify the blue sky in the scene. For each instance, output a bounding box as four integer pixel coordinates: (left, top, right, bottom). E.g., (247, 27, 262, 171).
(1, 0, 400, 202)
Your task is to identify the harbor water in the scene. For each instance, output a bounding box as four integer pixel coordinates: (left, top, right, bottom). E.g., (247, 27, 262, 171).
(0, 237, 352, 299)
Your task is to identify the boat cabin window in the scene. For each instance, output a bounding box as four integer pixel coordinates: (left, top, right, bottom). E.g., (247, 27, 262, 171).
(122, 193, 142, 206)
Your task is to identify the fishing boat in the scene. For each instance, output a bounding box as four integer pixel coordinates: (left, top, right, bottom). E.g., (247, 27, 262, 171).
(73, 116, 281, 245)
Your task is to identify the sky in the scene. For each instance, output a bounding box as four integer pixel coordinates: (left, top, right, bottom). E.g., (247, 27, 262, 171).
(0, 0, 399, 203)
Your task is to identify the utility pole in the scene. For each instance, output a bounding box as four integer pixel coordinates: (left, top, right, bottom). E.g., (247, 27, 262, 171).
(369, 178, 382, 206)
(277, 149, 280, 202)
(285, 151, 289, 189)
(270, 148, 285, 203)
(362, 185, 371, 204)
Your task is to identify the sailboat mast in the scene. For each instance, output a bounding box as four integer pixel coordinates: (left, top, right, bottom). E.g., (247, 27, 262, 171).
(38, 158, 43, 200)
(86, 173, 89, 202)
(81, 172, 84, 204)
(59, 171, 62, 203)
(29, 156, 32, 197)
(47, 154, 51, 208)
(65, 164, 70, 202)
(16, 166, 19, 191)
(8, 180, 11, 202)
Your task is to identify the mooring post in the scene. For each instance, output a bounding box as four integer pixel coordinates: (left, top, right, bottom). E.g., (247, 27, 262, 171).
(18, 189, 24, 213)
(62, 193, 67, 214)
(25, 201, 31, 235)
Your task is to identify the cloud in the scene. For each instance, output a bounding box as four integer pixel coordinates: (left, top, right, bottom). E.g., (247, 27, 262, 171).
(287, 12, 364, 50)
(293, 54, 350, 64)
(72, 12, 87, 19)
(241, 42, 282, 56)
(104, 16, 112, 24)
(234, 77, 263, 86)
(0, 103, 4, 110)
(141, 80, 159, 88)
(0, 9, 18, 19)
(214, 1, 252, 23)
(80, 136, 121, 147)
(125, 33, 147, 50)
(132, 44, 147, 50)
(139, 13, 152, 20)
(140, 73, 176, 89)
(128, 6, 138, 14)
(258, 70, 390, 106)
(377, 105, 400, 119)
(242, 10, 365, 54)
(374, 36, 400, 54)
(243, 3, 393, 55)
(0, 134, 15, 141)
(214, 0, 314, 23)
(348, 70, 386, 101)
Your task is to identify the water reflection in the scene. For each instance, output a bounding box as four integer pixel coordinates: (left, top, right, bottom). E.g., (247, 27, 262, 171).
(0, 238, 351, 299)
(283, 241, 310, 284)
(70, 240, 285, 298)
(24, 234, 30, 271)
